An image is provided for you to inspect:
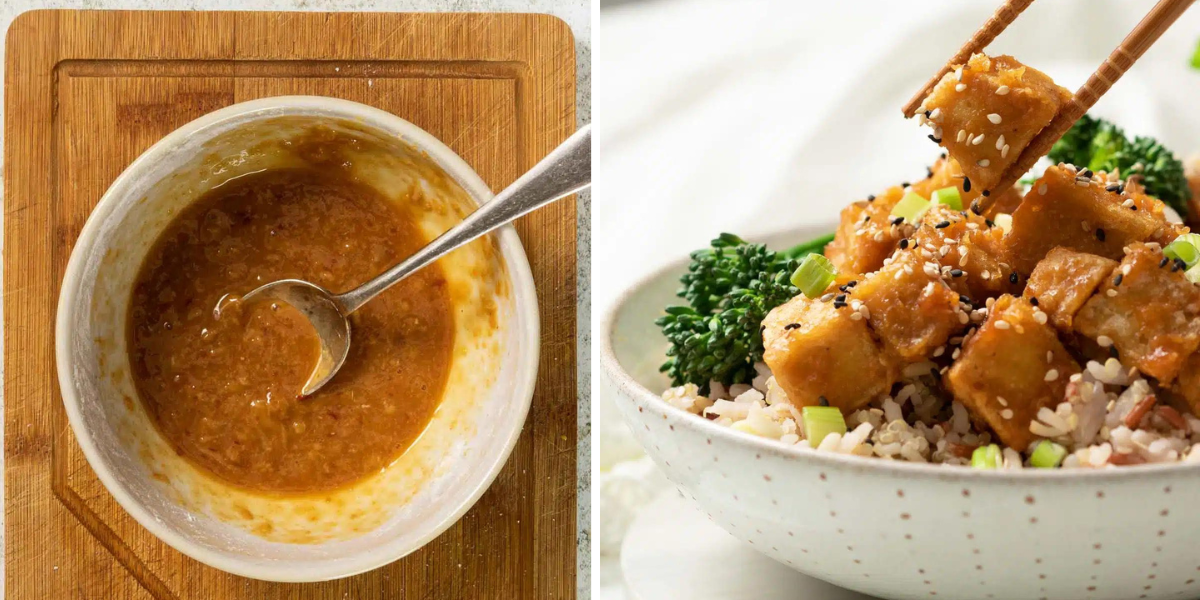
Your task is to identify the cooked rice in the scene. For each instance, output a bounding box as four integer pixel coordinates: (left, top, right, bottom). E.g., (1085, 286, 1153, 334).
(662, 358, 1200, 469)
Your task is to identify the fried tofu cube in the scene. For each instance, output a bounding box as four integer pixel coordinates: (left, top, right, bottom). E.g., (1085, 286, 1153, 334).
(853, 249, 966, 362)
(1005, 165, 1168, 274)
(919, 54, 1070, 193)
(945, 295, 1081, 450)
(826, 187, 904, 275)
(1074, 243, 1200, 383)
(763, 294, 898, 412)
(1171, 353, 1200, 416)
(827, 157, 983, 275)
(913, 204, 1020, 300)
(1025, 247, 1118, 331)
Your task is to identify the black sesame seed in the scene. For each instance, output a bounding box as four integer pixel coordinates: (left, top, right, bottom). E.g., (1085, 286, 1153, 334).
(970, 200, 983, 215)
(834, 294, 847, 303)
(1109, 346, 1120, 359)
(940, 152, 947, 159)
(963, 177, 972, 192)
(951, 269, 964, 278)
(899, 238, 910, 249)
(1080, 169, 1093, 178)
(847, 280, 858, 288)
(901, 181, 911, 188)
(924, 111, 931, 118)
(928, 135, 942, 144)
(1161, 257, 1172, 268)
(1131, 205, 1138, 211)
(1029, 297, 1039, 306)
(959, 294, 972, 304)
(834, 301, 848, 309)
(982, 190, 990, 197)
(926, 167, 935, 178)
(936, 221, 951, 229)
(864, 216, 871, 222)
(784, 323, 802, 331)
(1105, 183, 1121, 192)
(1009, 272, 1019, 284)
(818, 395, 830, 407)
(867, 194, 876, 202)
(985, 219, 995, 228)
(1174, 258, 1188, 273)
(1096, 228, 1106, 242)
(1113, 273, 1124, 286)
(891, 216, 905, 226)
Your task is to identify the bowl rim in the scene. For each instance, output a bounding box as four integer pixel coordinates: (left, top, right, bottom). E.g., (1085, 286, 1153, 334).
(598, 224, 1200, 483)
(54, 95, 542, 581)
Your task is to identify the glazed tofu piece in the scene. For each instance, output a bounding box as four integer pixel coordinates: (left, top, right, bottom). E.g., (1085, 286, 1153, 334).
(762, 294, 898, 412)
(1171, 353, 1200, 416)
(1074, 243, 1200, 383)
(918, 54, 1071, 193)
(1005, 165, 1169, 274)
(852, 248, 966, 363)
(1025, 247, 1119, 331)
(945, 295, 1081, 450)
(912, 204, 1020, 300)
(826, 157, 982, 275)
(826, 186, 905, 275)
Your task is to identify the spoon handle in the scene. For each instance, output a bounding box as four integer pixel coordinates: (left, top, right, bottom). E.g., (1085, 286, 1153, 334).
(337, 124, 591, 314)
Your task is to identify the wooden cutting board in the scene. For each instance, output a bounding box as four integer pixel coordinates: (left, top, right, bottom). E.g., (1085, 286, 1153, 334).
(4, 10, 576, 599)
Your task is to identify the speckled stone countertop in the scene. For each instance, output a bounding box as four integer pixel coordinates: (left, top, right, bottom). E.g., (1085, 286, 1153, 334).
(0, 0, 591, 596)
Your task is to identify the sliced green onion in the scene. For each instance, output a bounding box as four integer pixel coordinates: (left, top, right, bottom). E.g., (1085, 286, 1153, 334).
(1192, 37, 1200, 70)
(971, 444, 1002, 469)
(890, 192, 931, 223)
(1186, 263, 1200, 285)
(993, 213, 1013, 234)
(1164, 237, 1200, 269)
(791, 253, 838, 298)
(931, 186, 963, 211)
(1029, 440, 1067, 468)
(802, 406, 847, 448)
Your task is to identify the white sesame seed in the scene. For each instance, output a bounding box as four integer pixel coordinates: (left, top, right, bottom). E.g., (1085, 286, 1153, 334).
(977, 159, 990, 167)
(955, 83, 967, 92)
(1001, 409, 1014, 420)
(997, 397, 1009, 407)
(994, 320, 1010, 330)
(874, 232, 885, 242)
(1121, 264, 1132, 276)
(1038, 183, 1048, 195)
(1001, 144, 1009, 159)
(959, 254, 969, 267)
(894, 270, 905, 281)
(1033, 310, 1048, 325)
(1081, 221, 1091, 233)
(929, 108, 941, 120)
(923, 282, 936, 296)
(859, 305, 870, 320)
(995, 135, 1005, 150)
(995, 85, 1010, 96)
(1046, 351, 1054, 363)
(987, 113, 1002, 124)
(1075, 179, 1090, 187)
(972, 134, 985, 146)
(1106, 289, 1118, 298)
(957, 130, 967, 143)
(1122, 199, 1136, 208)
(958, 312, 969, 325)
(933, 347, 945, 357)
(1044, 369, 1060, 382)
(952, 348, 962, 360)
(850, 312, 863, 321)
(903, 264, 914, 275)
(1097, 335, 1114, 348)
(955, 66, 963, 81)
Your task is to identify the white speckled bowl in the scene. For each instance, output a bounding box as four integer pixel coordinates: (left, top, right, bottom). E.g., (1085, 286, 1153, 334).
(57, 97, 540, 581)
(601, 225, 1200, 600)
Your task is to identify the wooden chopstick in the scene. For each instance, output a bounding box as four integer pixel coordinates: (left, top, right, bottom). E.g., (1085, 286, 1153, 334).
(981, 0, 1196, 210)
(901, 0, 1036, 119)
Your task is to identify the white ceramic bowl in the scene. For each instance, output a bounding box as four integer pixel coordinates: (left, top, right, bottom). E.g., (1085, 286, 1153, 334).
(56, 96, 540, 581)
(601, 225, 1200, 600)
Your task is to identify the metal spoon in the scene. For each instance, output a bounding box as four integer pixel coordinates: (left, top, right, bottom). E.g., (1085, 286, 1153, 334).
(239, 125, 591, 397)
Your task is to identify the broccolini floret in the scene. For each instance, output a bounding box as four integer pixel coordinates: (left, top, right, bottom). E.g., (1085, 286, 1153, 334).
(1048, 114, 1191, 216)
(656, 233, 833, 390)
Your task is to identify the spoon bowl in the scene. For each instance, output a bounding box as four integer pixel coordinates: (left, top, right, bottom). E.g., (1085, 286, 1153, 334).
(239, 279, 350, 397)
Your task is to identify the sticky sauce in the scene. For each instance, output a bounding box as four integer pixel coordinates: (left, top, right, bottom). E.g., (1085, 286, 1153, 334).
(128, 168, 454, 494)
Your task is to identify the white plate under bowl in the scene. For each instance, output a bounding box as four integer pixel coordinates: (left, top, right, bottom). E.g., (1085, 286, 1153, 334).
(57, 96, 540, 581)
(600, 225, 1200, 600)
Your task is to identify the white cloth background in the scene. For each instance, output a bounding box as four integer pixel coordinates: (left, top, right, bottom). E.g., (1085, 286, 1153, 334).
(594, 0, 1200, 596)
